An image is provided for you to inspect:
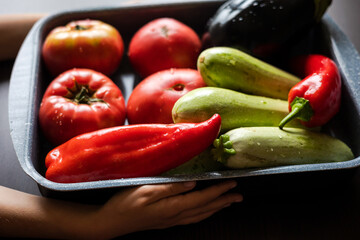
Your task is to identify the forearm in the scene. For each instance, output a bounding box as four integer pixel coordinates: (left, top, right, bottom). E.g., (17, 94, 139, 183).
(0, 186, 101, 239)
(0, 14, 45, 61)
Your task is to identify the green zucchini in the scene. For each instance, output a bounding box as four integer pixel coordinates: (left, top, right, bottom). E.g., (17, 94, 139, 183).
(172, 87, 304, 132)
(197, 47, 301, 100)
(162, 147, 224, 176)
(213, 127, 354, 169)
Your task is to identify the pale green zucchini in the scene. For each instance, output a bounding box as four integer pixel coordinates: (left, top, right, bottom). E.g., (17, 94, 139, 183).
(172, 87, 305, 132)
(213, 127, 354, 169)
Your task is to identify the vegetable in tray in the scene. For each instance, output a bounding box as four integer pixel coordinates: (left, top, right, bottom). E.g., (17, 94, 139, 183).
(39, 68, 126, 145)
(45, 114, 221, 183)
(197, 47, 301, 100)
(213, 127, 354, 169)
(203, 0, 332, 58)
(38, 0, 354, 183)
(279, 54, 342, 128)
(172, 86, 305, 132)
(42, 19, 124, 77)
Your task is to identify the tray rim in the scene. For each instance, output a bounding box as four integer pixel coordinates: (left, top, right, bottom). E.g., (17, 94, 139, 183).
(8, 0, 360, 192)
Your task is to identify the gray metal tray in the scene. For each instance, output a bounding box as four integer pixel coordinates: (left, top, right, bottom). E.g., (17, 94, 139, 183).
(8, 0, 360, 197)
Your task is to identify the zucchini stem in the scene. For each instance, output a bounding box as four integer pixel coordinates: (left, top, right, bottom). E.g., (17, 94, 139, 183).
(212, 134, 236, 164)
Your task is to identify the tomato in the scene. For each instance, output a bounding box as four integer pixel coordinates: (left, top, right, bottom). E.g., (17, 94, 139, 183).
(42, 19, 124, 76)
(128, 18, 202, 78)
(39, 68, 126, 145)
(127, 68, 206, 124)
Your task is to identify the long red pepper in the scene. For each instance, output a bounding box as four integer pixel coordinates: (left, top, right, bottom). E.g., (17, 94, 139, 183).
(45, 114, 221, 183)
(279, 54, 341, 129)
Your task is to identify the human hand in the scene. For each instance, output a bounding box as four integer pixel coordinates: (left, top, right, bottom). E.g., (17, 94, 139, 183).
(0, 181, 242, 240)
(90, 180, 243, 239)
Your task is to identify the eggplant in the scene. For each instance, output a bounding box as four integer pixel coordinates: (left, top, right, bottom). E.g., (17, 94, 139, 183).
(203, 0, 332, 58)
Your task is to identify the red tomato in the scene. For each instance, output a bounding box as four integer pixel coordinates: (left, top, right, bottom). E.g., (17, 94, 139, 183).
(128, 18, 202, 78)
(42, 19, 124, 76)
(39, 68, 126, 145)
(127, 68, 206, 124)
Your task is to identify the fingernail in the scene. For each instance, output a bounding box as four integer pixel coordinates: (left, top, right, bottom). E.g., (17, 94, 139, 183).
(183, 181, 196, 188)
(228, 181, 237, 189)
(223, 203, 231, 208)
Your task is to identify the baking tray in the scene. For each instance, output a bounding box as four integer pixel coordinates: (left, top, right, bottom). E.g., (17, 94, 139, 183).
(8, 0, 360, 200)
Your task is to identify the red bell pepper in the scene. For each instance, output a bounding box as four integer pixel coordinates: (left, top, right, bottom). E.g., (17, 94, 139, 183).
(279, 54, 341, 129)
(45, 114, 221, 183)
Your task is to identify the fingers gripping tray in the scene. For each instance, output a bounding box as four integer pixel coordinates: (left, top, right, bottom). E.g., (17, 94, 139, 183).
(8, 0, 360, 200)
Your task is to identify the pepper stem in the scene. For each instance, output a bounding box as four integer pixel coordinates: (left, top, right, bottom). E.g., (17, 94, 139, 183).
(279, 97, 313, 129)
(211, 134, 236, 164)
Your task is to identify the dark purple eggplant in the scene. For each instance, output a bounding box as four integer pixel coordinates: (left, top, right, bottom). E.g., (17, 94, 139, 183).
(203, 0, 332, 58)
